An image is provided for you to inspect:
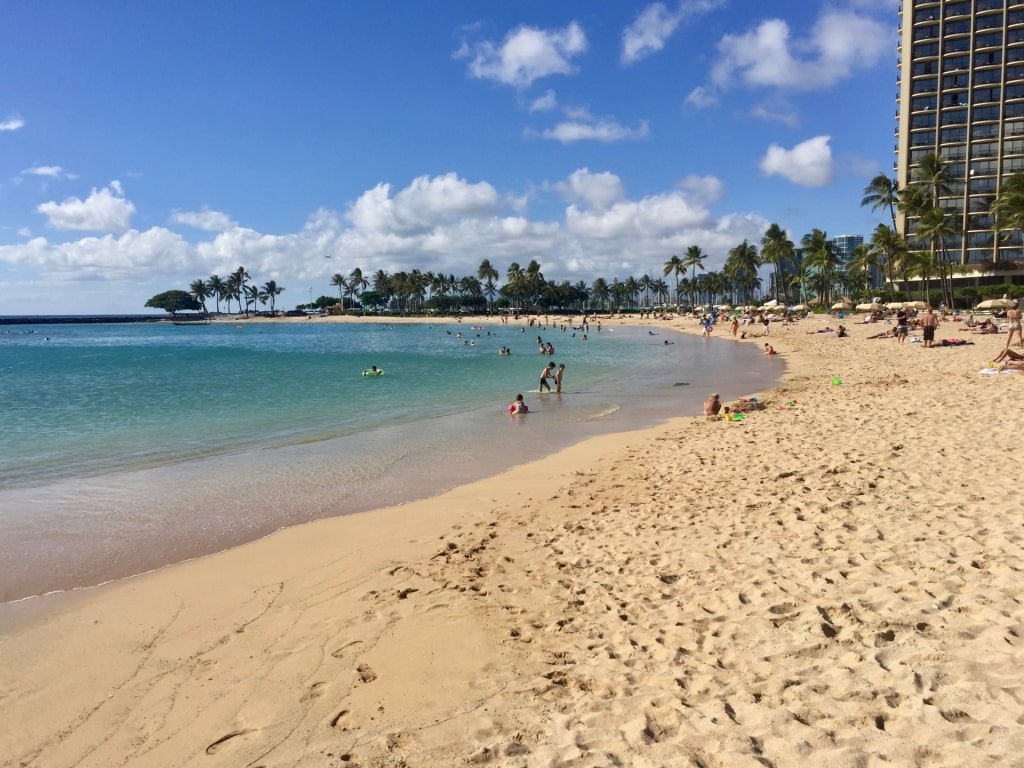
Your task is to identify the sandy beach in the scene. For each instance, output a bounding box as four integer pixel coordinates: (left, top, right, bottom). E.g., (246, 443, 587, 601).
(3, 312, 1023, 768)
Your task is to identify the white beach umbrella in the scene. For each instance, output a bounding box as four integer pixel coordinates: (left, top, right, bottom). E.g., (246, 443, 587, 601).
(886, 302, 905, 310)
(904, 301, 929, 311)
(855, 303, 882, 312)
(790, 303, 809, 312)
(831, 301, 853, 311)
(976, 298, 1017, 310)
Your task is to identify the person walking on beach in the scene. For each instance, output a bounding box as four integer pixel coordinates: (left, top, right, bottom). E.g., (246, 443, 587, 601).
(1005, 304, 1023, 350)
(555, 363, 565, 393)
(895, 308, 909, 344)
(920, 306, 939, 348)
(539, 362, 556, 392)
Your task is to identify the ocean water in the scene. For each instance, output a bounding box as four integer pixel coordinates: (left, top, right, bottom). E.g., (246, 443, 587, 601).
(0, 319, 780, 602)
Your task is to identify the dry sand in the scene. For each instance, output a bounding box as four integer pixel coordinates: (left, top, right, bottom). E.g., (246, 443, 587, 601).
(3, 313, 1023, 768)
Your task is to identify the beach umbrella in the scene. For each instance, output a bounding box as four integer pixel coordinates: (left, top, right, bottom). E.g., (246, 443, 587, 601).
(831, 301, 853, 311)
(904, 301, 929, 311)
(976, 298, 1017, 310)
(855, 303, 882, 312)
(886, 301, 905, 310)
(790, 303, 809, 312)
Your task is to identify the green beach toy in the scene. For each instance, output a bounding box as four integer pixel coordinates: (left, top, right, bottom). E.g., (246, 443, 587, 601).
(830, 376, 842, 385)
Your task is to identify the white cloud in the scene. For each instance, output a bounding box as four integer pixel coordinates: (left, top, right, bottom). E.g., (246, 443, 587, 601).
(457, 22, 587, 88)
(711, 11, 890, 91)
(1, 115, 25, 131)
(750, 98, 799, 127)
(555, 169, 626, 212)
(172, 209, 237, 232)
(21, 165, 66, 178)
(529, 89, 558, 112)
(759, 136, 834, 187)
(539, 108, 650, 143)
(36, 181, 136, 232)
(678, 174, 724, 203)
(685, 86, 718, 109)
(621, 0, 725, 65)
(347, 173, 501, 235)
(0, 228, 191, 277)
(0, 170, 774, 312)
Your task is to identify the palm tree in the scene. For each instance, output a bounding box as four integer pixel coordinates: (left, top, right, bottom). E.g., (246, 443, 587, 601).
(243, 284, 260, 315)
(224, 271, 243, 315)
(760, 224, 794, 303)
(861, 173, 901, 230)
(330, 273, 348, 308)
(260, 280, 284, 312)
(801, 229, 838, 307)
(868, 224, 909, 302)
(372, 270, 393, 310)
(347, 268, 368, 310)
(990, 171, 1024, 254)
(231, 266, 251, 317)
(663, 254, 684, 311)
(505, 262, 524, 311)
(189, 279, 211, 314)
(914, 205, 958, 307)
(590, 277, 610, 312)
(205, 274, 226, 315)
(477, 259, 500, 314)
(681, 246, 706, 309)
(725, 240, 761, 305)
(650, 277, 669, 307)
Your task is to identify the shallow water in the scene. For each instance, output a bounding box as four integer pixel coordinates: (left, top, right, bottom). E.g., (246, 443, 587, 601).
(0, 319, 780, 601)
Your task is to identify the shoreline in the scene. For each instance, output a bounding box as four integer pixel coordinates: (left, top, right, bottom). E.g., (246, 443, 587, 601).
(1, 319, 774, 603)
(4, 313, 1023, 766)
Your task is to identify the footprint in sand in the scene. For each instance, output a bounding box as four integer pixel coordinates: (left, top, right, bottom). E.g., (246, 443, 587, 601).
(357, 663, 378, 683)
(205, 729, 254, 755)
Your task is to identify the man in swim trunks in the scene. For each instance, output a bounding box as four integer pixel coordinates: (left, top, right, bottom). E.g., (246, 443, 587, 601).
(539, 362, 556, 392)
(920, 307, 939, 348)
(555, 363, 565, 393)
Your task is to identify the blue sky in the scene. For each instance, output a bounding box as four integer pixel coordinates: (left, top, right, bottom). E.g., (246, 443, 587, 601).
(1, 0, 900, 315)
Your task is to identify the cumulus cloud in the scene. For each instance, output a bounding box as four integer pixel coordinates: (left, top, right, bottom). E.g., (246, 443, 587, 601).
(172, 209, 237, 232)
(555, 169, 626, 212)
(347, 173, 501, 235)
(0, 228, 191, 277)
(539, 108, 650, 143)
(759, 136, 833, 187)
(710, 11, 890, 91)
(457, 22, 587, 88)
(1, 115, 25, 131)
(1, 170, 773, 306)
(36, 181, 136, 232)
(678, 174, 724, 203)
(621, 0, 725, 64)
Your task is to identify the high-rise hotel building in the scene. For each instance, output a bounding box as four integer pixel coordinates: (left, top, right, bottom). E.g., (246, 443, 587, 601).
(898, 0, 1024, 267)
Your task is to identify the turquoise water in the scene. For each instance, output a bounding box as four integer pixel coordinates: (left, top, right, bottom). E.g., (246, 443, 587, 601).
(0, 319, 779, 601)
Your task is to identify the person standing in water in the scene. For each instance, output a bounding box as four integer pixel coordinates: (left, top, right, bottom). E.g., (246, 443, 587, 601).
(539, 362, 556, 392)
(554, 363, 565, 393)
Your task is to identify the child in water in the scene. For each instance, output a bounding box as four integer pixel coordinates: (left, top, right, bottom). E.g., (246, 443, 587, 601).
(508, 394, 529, 414)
